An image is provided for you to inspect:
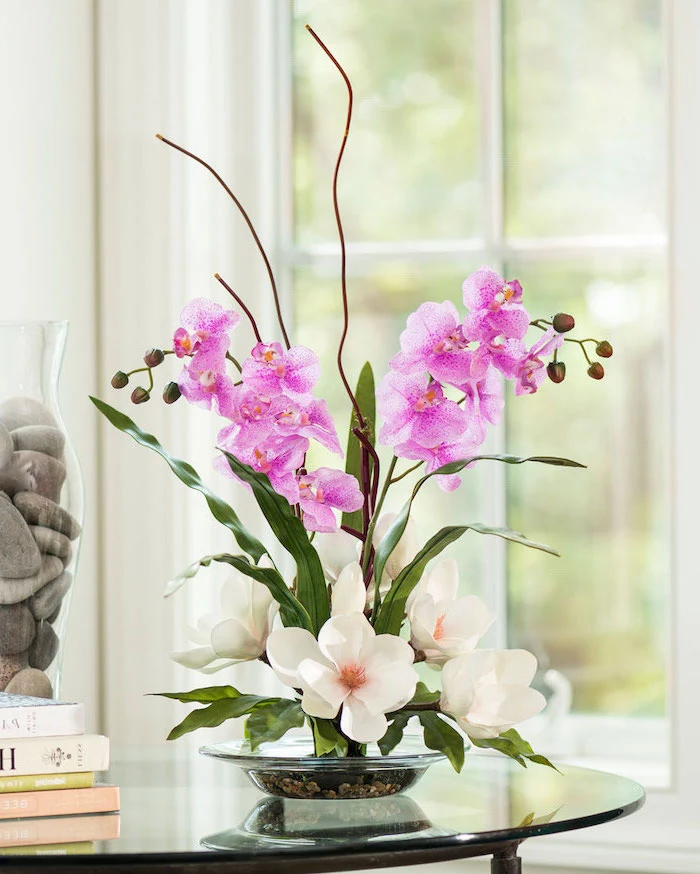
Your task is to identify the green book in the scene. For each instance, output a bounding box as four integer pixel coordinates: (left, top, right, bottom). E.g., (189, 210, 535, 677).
(0, 841, 94, 855)
(0, 772, 95, 794)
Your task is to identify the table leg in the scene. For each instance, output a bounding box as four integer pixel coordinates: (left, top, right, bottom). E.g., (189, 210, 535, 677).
(491, 844, 522, 873)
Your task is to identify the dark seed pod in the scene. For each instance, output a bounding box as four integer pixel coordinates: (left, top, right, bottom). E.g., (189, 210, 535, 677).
(144, 348, 165, 367)
(130, 387, 151, 404)
(552, 313, 575, 333)
(587, 362, 605, 380)
(547, 361, 566, 384)
(162, 381, 182, 405)
(111, 371, 129, 389)
(595, 340, 613, 358)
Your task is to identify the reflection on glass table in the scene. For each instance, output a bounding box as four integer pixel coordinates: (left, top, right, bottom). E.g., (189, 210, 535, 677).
(0, 748, 644, 873)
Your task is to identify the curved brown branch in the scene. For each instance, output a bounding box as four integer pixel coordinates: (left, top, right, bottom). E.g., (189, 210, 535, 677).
(215, 273, 263, 343)
(156, 133, 291, 349)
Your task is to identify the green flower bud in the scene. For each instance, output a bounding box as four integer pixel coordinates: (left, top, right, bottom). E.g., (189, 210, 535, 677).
(130, 387, 150, 404)
(162, 381, 181, 405)
(587, 362, 605, 380)
(552, 313, 575, 333)
(595, 340, 613, 358)
(144, 348, 165, 367)
(546, 361, 566, 384)
(111, 371, 129, 389)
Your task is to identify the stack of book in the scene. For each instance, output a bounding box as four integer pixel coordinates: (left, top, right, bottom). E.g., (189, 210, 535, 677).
(0, 692, 119, 854)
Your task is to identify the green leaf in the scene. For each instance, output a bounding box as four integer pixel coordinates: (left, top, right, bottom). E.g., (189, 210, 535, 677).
(342, 362, 375, 532)
(246, 699, 305, 750)
(165, 694, 275, 741)
(309, 718, 349, 757)
(374, 523, 559, 635)
(222, 452, 330, 634)
(373, 453, 582, 586)
(163, 552, 313, 632)
(90, 397, 266, 562)
(406, 682, 441, 707)
(377, 711, 412, 756)
(469, 730, 560, 772)
(151, 685, 242, 704)
(417, 712, 465, 773)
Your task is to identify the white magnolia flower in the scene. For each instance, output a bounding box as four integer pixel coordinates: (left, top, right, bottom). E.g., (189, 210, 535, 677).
(266, 612, 418, 743)
(331, 561, 366, 616)
(313, 529, 361, 582)
(408, 559, 494, 665)
(440, 649, 546, 739)
(171, 571, 278, 673)
(372, 512, 419, 580)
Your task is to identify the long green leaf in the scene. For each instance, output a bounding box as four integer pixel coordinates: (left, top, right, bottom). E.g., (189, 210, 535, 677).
(308, 718, 349, 757)
(342, 362, 375, 532)
(246, 699, 305, 750)
(377, 711, 412, 756)
(163, 552, 312, 632)
(469, 730, 559, 771)
(374, 523, 558, 635)
(152, 685, 242, 703)
(373, 453, 583, 586)
(165, 694, 275, 741)
(417, 712, 465, 773)
(222, 451, 329, 633)
(90, 397, 266, 562)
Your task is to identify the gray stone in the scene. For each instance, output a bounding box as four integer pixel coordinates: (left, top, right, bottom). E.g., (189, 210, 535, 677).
(0, 465, 33, 498)
(12, 493, 81, 540)
(28, 572, 72, 621)
(0, 423, 12, 469)
(10, 451, 66, 503)
(0, 398, 56, 432)
(11, 426, 65, 460)
(0, 604, 36, 655)
(29, 526, 72, 563)
(0, 654, 28, 691)
(46, 605, 61, 624)
(0, 499, 42, 579)
(5, 668, 52, 698)
(0, 556, 63, 605)
(28, 621, 59, 671)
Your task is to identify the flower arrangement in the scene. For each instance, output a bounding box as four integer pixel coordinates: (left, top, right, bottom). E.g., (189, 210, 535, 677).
(92, 27, 612, 773)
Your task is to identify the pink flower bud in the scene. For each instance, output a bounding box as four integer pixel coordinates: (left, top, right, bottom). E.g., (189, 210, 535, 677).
(546, 361, 566, 384)
(595, 340, 613, 358)
(587, 362, 605, 380)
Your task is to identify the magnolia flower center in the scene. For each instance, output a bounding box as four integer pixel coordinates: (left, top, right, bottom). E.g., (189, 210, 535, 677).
(339, 663, 367, 691)
(433, 613, 447, 640)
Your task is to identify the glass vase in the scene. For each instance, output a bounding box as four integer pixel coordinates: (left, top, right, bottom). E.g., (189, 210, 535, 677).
(0, 322, 83, 699)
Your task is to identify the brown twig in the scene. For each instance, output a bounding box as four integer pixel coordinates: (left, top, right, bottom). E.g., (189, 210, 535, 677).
(155, 133, 291, 349)
(215, 273, 263, 343)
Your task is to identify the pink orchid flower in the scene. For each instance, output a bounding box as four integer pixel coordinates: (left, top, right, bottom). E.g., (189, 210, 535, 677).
(462, 267, 530, 344)
(394, 431, 485, 491)
(514, 327, 564, 396)
(173, 297, 240, 359)
(297, 468, 364, 534)
(241, 342, 320, 400)
(377, 372, 469, 450)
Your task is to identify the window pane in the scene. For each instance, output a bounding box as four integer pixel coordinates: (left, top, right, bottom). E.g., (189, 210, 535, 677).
(503, 0, 665, 237)
(292, 0, 480, 243)
(504, 259, 669, 716)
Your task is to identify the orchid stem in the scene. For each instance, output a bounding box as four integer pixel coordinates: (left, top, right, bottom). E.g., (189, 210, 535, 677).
(155, 133, 291, 349)
(389, 460, 424, 485)
(215, 273, 263, 343)
(361, 456, 397, 574)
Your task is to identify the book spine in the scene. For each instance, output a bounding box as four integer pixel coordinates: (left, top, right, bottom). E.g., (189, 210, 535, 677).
(0, 704, 85, 739)
(0, 772, 95, 793)
(0, 785, 119, 819)
(0, 736, 109, 776)
(0, 813, 120, 847)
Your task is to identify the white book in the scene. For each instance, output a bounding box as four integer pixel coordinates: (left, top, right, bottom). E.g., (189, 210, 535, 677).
(0, 735, 109, 776)
(0, 694, 84, 739)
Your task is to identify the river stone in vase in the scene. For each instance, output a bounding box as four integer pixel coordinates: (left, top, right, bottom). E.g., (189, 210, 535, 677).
(0, 323, 84, 698)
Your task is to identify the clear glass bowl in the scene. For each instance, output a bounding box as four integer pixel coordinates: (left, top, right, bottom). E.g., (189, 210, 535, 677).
(199, 736, 448, 800)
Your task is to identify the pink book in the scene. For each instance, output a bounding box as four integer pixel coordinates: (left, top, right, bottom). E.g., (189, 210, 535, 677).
(0, 785, 119, 820)
(0, 812, 120, 847)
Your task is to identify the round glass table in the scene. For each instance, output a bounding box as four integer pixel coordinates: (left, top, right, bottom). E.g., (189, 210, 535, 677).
(0, 747, 645, 873)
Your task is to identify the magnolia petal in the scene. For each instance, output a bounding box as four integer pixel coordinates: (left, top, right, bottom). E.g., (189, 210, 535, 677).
(363, 633, 416, 670)
(440, 657, 478, 715)
(170, 645, 217, 670)
(424, 559, 460, 603)
(210, 618, 264, 660)
(331, 562, 366, 616)
(340, 697, 389, 744)
(298, 659, 347, 714)
(300, 684, 341, 719)
(318, 612, 374, 667)
(266, 627, 323, 687)
(441, 596, 495, 649)
(373, 512, 419, 580)
(352, 662, 418, 715)
(313, 530, 361, 582)
(469, 684, 547, 732)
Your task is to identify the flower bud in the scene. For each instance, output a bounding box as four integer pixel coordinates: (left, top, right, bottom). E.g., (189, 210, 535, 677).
(130, 387, 151, 404)
(111, 371, 129, 389)
(552, 313, 575, 333)
(144, 348, 165, 367)
(162, 381, 181, 405)
(595, 340, 613, 358)
(587, 362, 605, 380)
(546, 361, 566, 384)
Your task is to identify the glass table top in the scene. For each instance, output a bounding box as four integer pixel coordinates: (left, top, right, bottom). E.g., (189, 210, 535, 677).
(0, 746, 645, 870)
